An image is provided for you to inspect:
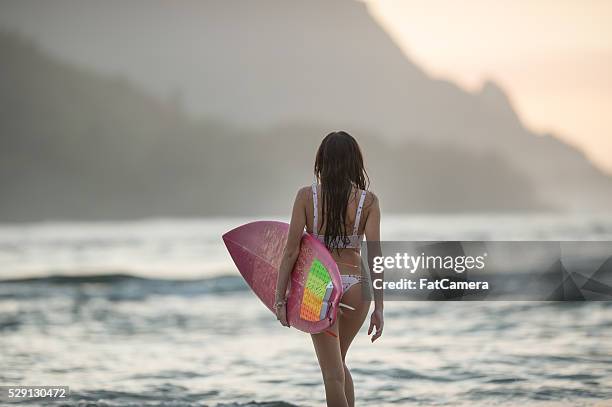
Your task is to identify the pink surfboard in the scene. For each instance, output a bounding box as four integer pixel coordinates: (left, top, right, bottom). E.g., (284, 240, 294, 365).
(222, 221, 343, 333)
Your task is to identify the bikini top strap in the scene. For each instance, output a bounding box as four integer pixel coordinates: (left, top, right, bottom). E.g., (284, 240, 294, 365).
(353, 189, 367, 235)
(311, 183, 318, 234)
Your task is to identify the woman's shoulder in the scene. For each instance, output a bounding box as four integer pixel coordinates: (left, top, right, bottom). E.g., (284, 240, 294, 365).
(294, 184, 378, 205)
(363, 189, 379, 208)
(296, 185, 314, 201)
(297, 185, 313, 194)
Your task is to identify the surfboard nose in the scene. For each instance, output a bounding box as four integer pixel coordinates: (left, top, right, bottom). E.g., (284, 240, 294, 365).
(223, 221, 288, 256)
(222, 221, 289, 277)
(222, 221, 287, 245)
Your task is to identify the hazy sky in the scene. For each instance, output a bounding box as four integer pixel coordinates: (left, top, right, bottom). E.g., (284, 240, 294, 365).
(366, 0, 612, 174)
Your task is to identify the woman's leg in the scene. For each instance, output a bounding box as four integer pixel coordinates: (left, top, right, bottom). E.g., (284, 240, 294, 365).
(311, 320, 349, 407)
(338, 282, 370, 407)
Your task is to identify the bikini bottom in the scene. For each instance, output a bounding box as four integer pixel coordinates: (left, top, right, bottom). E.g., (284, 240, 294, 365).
(341, 274, 363, 293)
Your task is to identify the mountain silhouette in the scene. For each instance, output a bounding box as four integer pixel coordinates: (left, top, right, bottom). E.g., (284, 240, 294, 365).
(0, 0, 611, 219)
(0, 32, 547, 220)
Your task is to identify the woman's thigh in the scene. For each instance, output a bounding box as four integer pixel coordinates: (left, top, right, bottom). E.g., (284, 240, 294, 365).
(309, 282, 369, 373)
(338, 282, 370, 360)
(311, 320, 344, 379)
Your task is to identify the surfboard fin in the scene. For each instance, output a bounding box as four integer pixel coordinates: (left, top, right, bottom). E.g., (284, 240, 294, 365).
(339, 302, 355, 311)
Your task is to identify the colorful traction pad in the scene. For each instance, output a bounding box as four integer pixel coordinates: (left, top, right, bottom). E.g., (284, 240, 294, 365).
(300, 259, 334, 322)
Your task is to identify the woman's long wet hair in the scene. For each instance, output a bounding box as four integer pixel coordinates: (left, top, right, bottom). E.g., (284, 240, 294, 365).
(314, 131, 369, 250)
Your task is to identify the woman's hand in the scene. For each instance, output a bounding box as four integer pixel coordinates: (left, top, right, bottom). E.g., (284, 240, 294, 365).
(275, 301, 290, 327)
(368, 308, 384, 342)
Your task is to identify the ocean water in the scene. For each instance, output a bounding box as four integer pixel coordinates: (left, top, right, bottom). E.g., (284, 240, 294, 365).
(1, 214, 612, 406)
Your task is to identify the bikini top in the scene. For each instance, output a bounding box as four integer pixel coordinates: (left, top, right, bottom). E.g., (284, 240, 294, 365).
(310, 183, 367, 249)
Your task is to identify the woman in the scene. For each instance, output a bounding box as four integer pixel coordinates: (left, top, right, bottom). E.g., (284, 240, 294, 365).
(274, 131, 383, 407)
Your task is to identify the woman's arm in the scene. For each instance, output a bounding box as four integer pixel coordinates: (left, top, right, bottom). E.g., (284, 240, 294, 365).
(275, 188, 307, 327)
(364, 193, 384, 342)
